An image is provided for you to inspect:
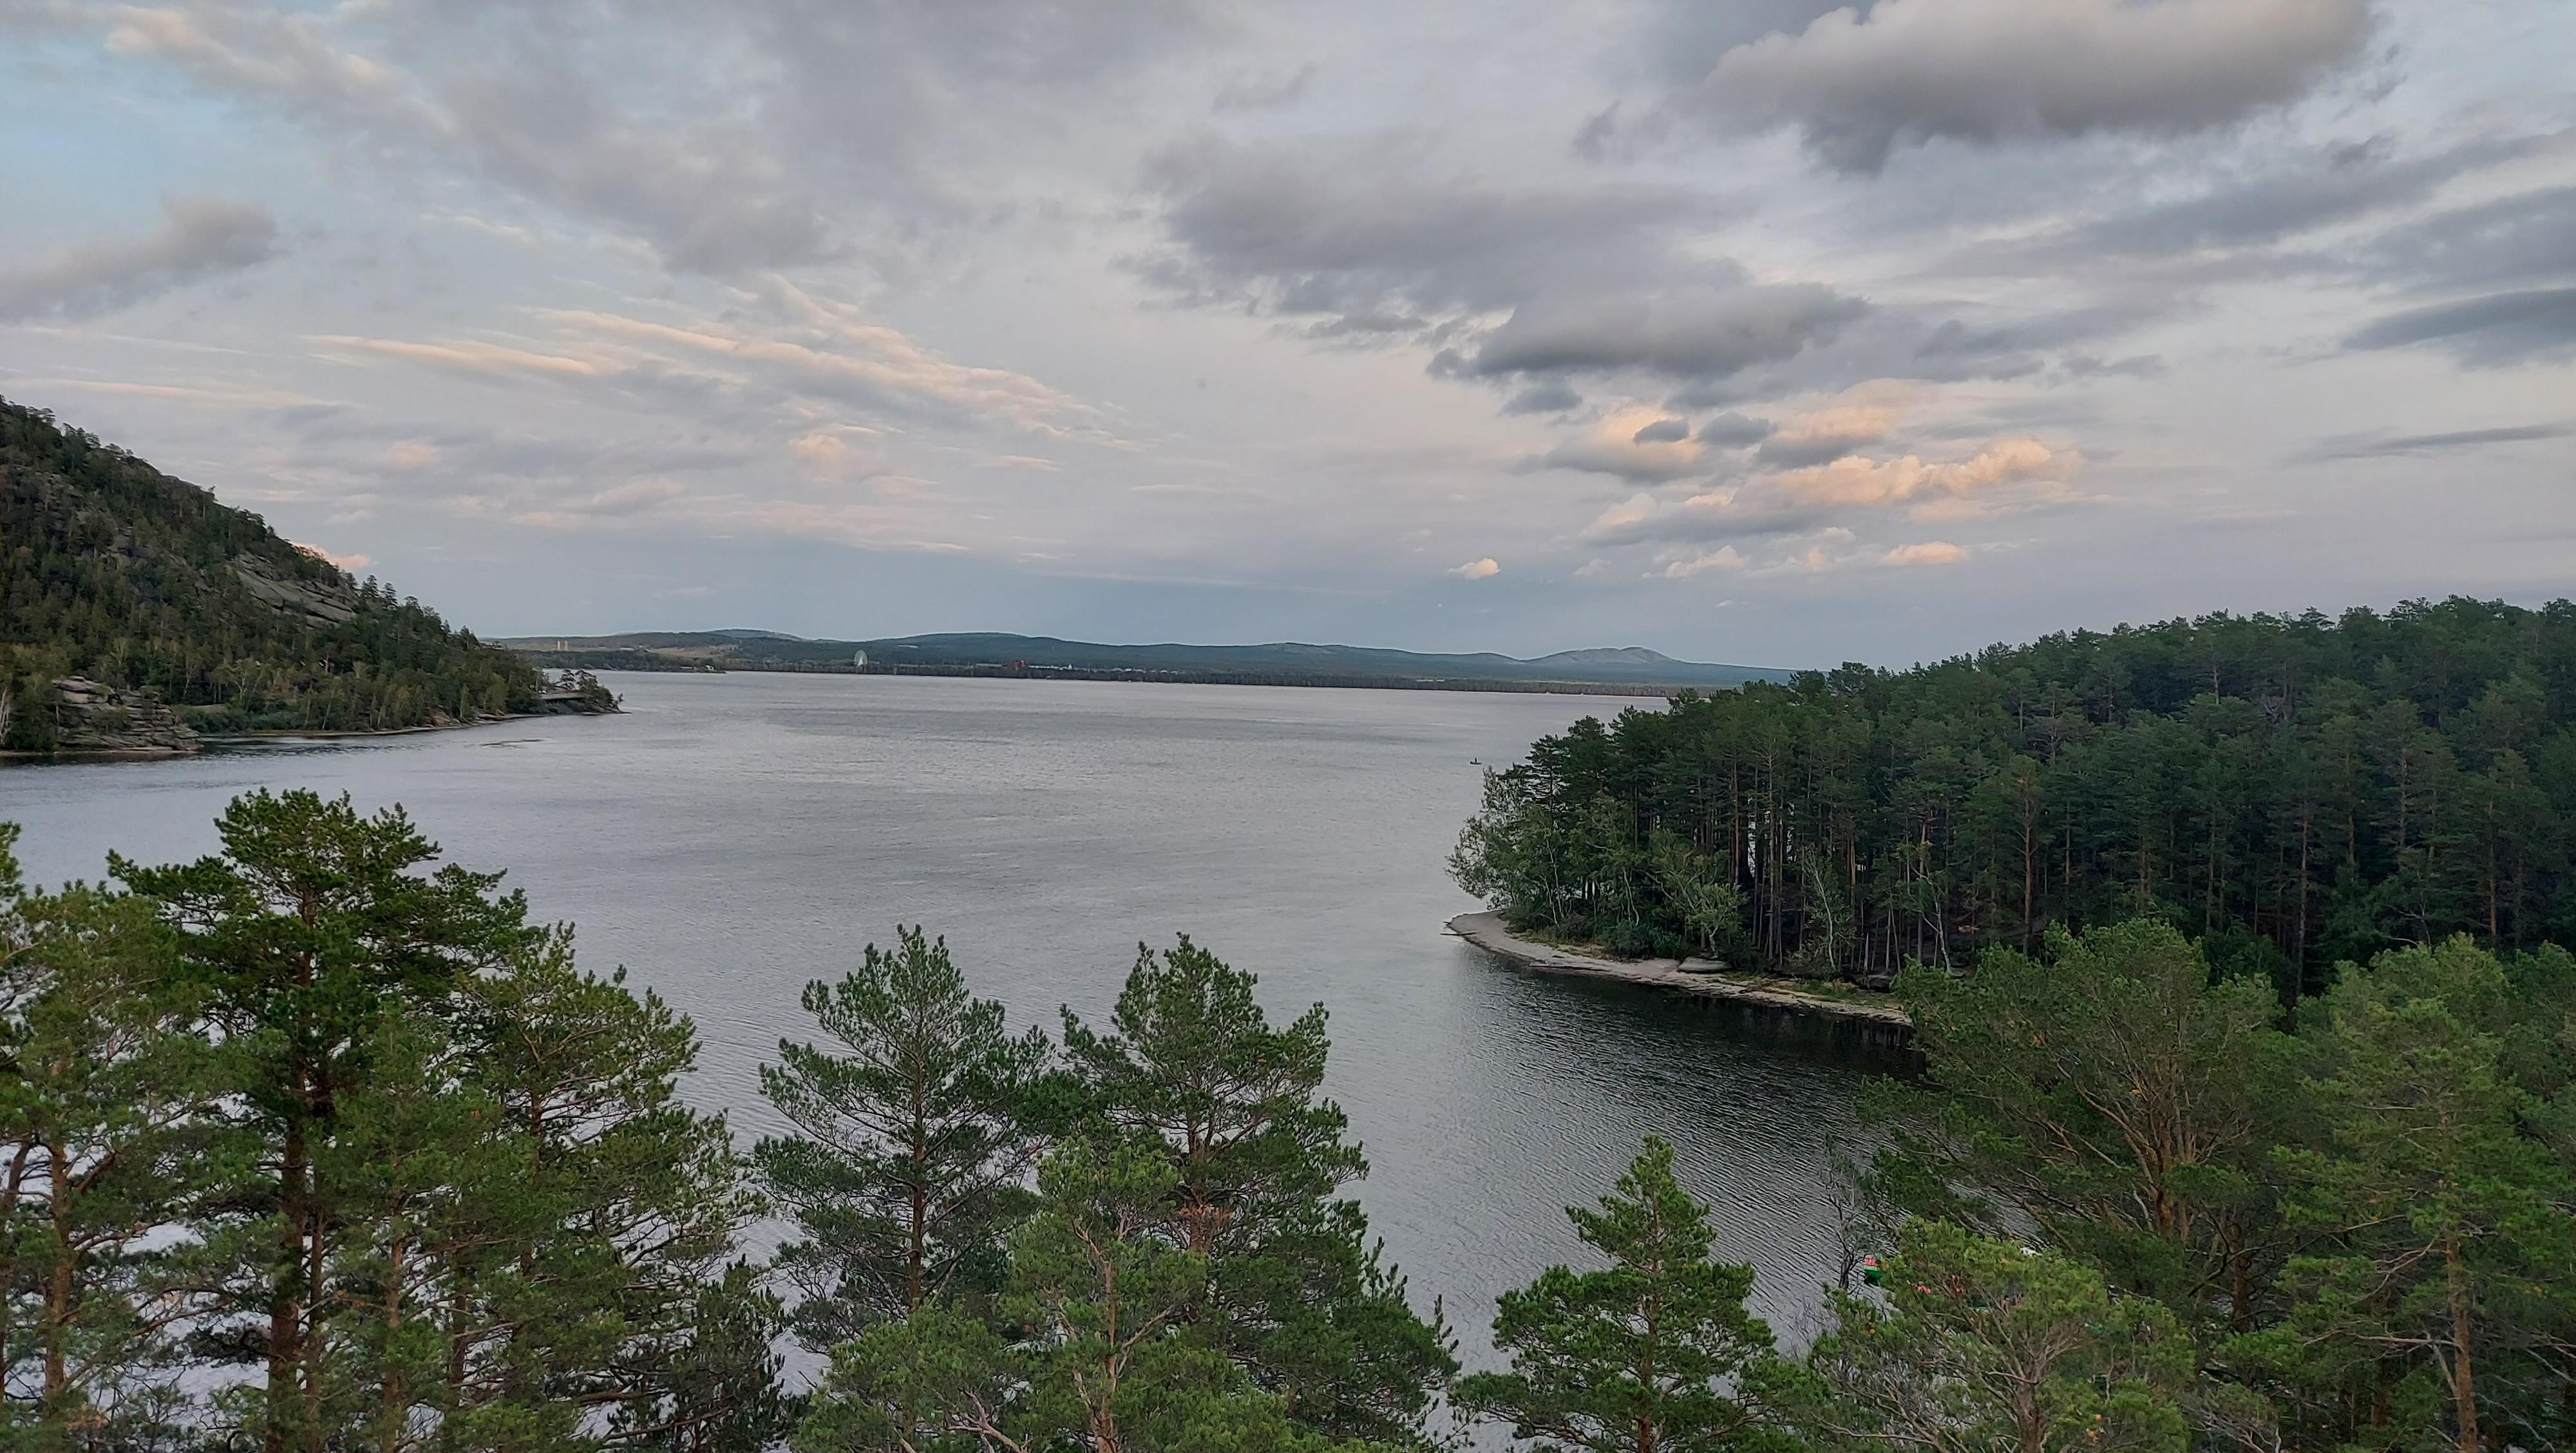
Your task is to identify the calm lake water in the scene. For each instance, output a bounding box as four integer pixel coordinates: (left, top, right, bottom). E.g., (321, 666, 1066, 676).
(0, 670, 1906, 1359)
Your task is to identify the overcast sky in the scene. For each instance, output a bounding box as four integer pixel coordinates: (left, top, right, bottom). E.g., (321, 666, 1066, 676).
(2, 0, 2570, 667)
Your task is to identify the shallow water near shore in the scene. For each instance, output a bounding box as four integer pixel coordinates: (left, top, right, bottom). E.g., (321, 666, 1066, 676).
(0, 670, 1908, 1360)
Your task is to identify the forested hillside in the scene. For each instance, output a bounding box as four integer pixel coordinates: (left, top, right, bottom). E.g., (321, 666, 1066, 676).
(1453, 598, 2576, 993)
(0, 396, 544, 745)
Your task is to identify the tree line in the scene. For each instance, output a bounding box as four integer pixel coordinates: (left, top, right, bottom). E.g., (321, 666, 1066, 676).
(1452, 596, 2576, 994)
(9, 790, 2556, 1450)
(1, 397, 544, 745)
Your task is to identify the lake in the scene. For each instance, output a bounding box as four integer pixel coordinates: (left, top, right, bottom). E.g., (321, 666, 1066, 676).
(0, 670, 1907, 1359)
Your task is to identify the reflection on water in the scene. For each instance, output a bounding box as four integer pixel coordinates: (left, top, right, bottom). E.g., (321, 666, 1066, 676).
(0, 670, 1906, 1359)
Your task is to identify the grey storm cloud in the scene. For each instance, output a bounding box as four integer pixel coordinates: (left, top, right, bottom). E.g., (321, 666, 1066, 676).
(1694, 412, 1774, 447)
(1455, 282, 1866, 382)
(0, 196, 279, 322)
(1690, 0, 2376, 172)
(1631, 417, 1690, 444)
(2298, 423, 2573, 462)
(1501, 381, 1583, 415)
(1142, 136, 1713, 319)
(2345, 288, 2576, 366)
(1143, 136, 1864, 386)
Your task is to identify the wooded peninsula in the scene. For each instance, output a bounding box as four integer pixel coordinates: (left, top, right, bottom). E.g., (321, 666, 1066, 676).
(1451, 597, 2576, 998)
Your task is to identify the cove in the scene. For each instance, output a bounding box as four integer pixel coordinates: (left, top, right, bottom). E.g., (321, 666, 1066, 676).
(0, 669, 1911, 1358)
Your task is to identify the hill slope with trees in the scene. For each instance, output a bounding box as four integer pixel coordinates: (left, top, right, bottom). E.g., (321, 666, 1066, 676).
(0, 396, 577, 750)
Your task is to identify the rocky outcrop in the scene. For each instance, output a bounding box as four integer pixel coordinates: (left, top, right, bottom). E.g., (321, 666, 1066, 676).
(232, 553, 359, 626)
(42, 678, 201, 754)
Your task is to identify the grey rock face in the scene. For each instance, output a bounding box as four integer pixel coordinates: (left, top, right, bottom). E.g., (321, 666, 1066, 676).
(45, 677, 201, 754)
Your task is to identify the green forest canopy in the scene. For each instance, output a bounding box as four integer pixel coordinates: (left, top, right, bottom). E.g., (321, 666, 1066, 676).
(0, 396, 542, 741)
(14, 794, 2571, 1451)
(1452, 596, 2576, 992)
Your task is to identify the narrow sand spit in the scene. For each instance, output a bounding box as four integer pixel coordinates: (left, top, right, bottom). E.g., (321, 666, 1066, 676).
(1446, 911, 1912, 1030)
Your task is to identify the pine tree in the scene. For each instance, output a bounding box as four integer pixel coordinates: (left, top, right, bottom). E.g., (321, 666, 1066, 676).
(1881, 919, 2286, 1324)
(460, 930, 770, 1448)
(0, 824, 218, 1440)
(115, 790, 536, 1453)
(2251, 938, 2576, 1453)
(755, 927, 1050, 1347)
(1795, 1221, 2198, 1453)
(1457, 1137, 1781, 1453)
(1062, 937, 1454, 1443)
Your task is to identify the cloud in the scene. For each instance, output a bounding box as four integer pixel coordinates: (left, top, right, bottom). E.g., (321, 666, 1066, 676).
(1883, 540, 1967, 566)
(1449, 556, 1501, 579)
(1584, 488, 1831, 547)
(2298, 423, 2573, 462)
(439, 71, 832, 274)
(1694, 412, 1774, 448)
(1531, 407, 1710, 482)
(1582, 437, 2077, 549)
(0, 195, 278, 321)
(312, 283, 1094, 436)
(1692, 0, 2374, 171)
(1502, 381, 1584, 416)
(310, 336, 600, 381)
(1214, 62, 1319, 112)
(2362, 183, 2576, 295)
(1772, 437, 2074, 509)
(293, 542, 370, 572)
(1143, 136, 1710, 320)
(82, 0, 1226, 276)
(1755, 381, 1918, 466)
(2344, 287, 2576, 366)
(1459, 281, 1866, 383)
(1141, 137, 1864, 388)
(1659, 546, 1743, 577)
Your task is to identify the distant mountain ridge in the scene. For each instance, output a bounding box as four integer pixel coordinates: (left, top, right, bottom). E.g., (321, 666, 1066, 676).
(497, 629, 1794, 693)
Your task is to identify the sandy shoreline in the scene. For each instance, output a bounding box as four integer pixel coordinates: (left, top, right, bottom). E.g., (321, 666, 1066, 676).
(1446, 910, 1913, 1030)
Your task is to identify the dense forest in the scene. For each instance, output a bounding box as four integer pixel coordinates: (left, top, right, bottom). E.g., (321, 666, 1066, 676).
(9, 793, 2564, 1450)
(1453, 597, 2576, 995)
(0, 397, 546, 745)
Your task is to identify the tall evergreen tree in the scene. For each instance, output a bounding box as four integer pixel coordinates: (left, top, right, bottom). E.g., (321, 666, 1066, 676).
(2249, 938, 2576, 1453)
(0, 825, 217, 1441)
(115, 790, 536, 1453)
(1457, 1137, 1782, 1453)
(460, 931, 772, 1449)
(755, 927, 1050, 1348)
(1062, 938, 1454, 1443)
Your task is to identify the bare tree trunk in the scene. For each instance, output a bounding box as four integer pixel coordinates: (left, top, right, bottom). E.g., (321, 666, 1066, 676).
(43, 1134, 70, 1401)
(2448, 1239, 2480, 1453)
(268, 1116, 308, 1453)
